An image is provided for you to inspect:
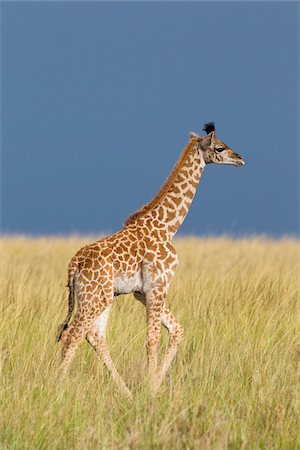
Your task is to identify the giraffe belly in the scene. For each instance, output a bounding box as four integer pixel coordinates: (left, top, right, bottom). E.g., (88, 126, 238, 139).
(114, 271, 143, 295)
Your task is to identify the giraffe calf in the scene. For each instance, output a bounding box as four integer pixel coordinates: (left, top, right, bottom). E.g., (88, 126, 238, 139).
(57, 122, 245, 396)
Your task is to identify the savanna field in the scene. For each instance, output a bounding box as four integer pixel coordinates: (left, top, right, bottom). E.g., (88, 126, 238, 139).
(1, 236, 299, 449)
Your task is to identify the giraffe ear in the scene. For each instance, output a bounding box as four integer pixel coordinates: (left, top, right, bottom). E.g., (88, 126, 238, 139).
(199, 134, 212, 150)
(189, 131, 201, 140)
(210, 131, 216, 142)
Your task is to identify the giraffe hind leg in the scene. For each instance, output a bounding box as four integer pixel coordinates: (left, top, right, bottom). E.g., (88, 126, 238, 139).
(86, 306, 133, 399)
(59, 292, 111, 375)
(59, 308, 94, 375)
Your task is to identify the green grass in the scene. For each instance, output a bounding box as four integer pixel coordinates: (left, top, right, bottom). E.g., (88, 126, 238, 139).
(1, 236, 299, 449)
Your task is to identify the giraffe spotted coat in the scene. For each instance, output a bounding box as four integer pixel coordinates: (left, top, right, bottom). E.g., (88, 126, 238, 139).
(57, 126, 245, 396)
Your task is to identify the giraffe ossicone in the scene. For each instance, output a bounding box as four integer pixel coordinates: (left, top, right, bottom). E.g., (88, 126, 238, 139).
(57, 123, 245, 397)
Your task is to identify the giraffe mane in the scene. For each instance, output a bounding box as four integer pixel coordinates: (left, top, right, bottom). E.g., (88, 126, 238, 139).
(203, 122, 215, 134)
(124, 140, 197, 226)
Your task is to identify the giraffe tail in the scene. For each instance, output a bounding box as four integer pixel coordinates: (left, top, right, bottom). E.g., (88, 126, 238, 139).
(56, 261, 77, 342)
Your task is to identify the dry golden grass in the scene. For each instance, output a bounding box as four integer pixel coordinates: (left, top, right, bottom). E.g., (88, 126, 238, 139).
(0, 236, 299, 449)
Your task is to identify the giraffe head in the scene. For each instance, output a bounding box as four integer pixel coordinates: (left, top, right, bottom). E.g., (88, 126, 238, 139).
(190, 122, 245, 167)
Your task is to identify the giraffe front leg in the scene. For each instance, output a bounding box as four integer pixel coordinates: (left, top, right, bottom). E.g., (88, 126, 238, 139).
(145, 287, 165, 388)
(153, 306, 184, 394)
(135, 293, 184, 393)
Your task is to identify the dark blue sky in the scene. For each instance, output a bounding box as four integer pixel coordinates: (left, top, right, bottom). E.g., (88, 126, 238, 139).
(2, 2, 299, 236)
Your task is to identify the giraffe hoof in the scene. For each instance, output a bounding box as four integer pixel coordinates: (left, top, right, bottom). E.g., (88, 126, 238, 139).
(149, 372, 165, 396)
(148, 376, 159, 396)
(122, 386, 133, 400)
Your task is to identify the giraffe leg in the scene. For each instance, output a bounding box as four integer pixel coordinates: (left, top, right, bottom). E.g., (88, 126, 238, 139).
(86, 306, 133, 399)
(59, 302, 108, 375)
(59, 259, 115, 375)
(59, 311, 93, 375)
(145, 288, 165, 383)
(153, 306, 184, 393)
(134, 293, 183, 393)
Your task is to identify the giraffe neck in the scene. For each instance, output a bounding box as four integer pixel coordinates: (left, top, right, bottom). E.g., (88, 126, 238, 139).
(124, 139, 205, 238)
(151, 140, 205, 237)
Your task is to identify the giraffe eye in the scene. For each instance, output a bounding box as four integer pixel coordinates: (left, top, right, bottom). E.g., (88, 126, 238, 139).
(216, 147, 225, 153)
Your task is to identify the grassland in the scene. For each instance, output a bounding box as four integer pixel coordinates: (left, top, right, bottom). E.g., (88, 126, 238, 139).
(0, 236, 299, 449)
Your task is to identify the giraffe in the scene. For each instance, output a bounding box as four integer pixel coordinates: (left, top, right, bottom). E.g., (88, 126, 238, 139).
(57, 122, 245, 397)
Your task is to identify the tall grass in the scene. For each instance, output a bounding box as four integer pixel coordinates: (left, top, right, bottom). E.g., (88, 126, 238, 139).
(0, 236, 299, 449)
